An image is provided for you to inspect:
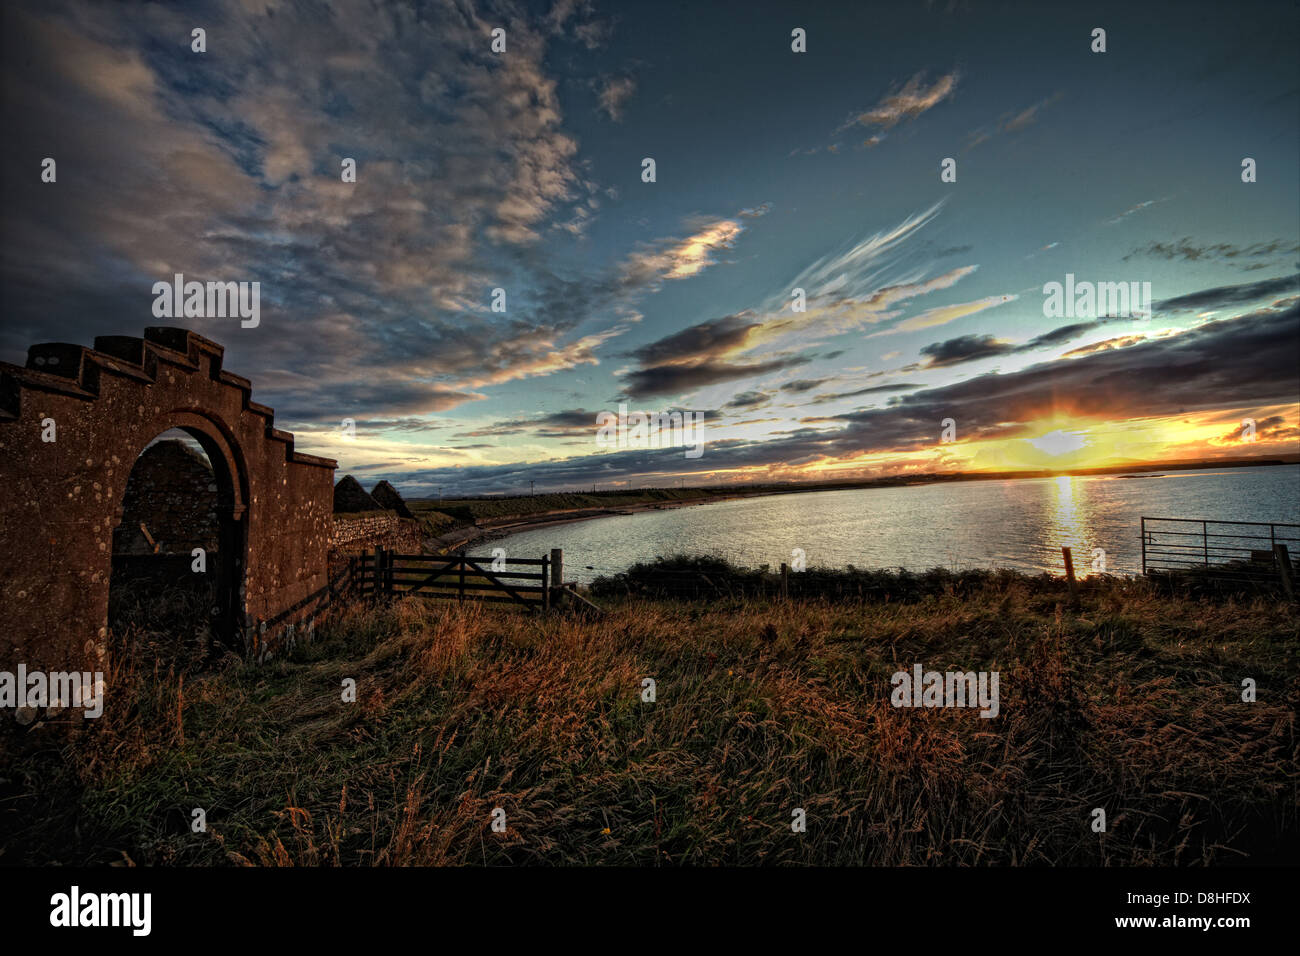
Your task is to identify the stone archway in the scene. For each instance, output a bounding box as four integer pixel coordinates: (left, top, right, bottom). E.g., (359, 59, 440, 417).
(0, 327, 336, 677)
(108, 423, 248, 656)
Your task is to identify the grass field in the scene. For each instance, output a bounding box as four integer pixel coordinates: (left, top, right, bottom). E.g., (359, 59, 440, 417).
(3, 564, 1295, 866)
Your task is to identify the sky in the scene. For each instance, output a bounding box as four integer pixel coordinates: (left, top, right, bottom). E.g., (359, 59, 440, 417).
(3, 0, 1298, 497)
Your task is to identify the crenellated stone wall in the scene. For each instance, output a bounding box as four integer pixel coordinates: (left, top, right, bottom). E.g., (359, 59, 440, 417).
(0, 327, 338, 675)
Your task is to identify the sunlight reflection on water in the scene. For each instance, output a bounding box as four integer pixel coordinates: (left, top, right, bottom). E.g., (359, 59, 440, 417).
(490, 465, 1300, 584)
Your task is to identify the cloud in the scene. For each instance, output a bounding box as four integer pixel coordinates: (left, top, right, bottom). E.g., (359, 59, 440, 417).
(725, 390, 772, 409)
(1106, 197, 1172, 225)
(911, 318, 1143, 369)
(595, 74, 636, 120)
(882, 293, 1016, 334)
(573, 18, 613, 49)
(812, 383, 923, 404)
(1061, 334, 1148, 357)
(919, 334, 1015, 367)
(621, 356, 812, 399)
(1124, 237, 1300, 264)
(621, 218, 747, 285)
(839, 70, 959, 132)
(760, 262, 983, 347)
(1213, 414, 1299, 445)
(1022, 320, 1111, 348)
(615, 203, 983, 399)
(780, 378, 830, 393)
(456, 408, 601, 439)
(627, 312, 760, 367)
(1153, 275, 1299, 312)
(783, 201, 948, 299)
(964, 92, 1061, 148)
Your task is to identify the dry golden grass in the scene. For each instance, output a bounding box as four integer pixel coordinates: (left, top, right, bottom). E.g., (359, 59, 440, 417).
(3, 572, 1295, 866)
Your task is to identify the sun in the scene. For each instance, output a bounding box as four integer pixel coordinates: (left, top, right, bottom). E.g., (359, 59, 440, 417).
(1027, 428, 1089, 457)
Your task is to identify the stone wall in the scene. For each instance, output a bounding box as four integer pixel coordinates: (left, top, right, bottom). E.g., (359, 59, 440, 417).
(330, 512, 423, 554)
(327, 512, 424, 600)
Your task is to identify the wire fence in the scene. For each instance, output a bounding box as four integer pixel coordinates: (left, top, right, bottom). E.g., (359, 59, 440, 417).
(1141, 517, 1300, 582)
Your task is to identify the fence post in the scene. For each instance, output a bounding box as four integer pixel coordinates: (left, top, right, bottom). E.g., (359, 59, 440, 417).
(551, 548, 564, 606)
(458, 553, 465, 603)
(1275, 544, 1295, 600)
(1062, 546, 1079, 608)
(780, 562, 789, 600)
(542, 554, 550, 611)
(375, 546, 386, 598)
(1202, 520, 1209, 567)
(1140, 517, 1147, 575)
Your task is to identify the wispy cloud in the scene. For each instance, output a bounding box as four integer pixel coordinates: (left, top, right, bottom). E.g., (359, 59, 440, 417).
(1124, 237, 1300, 264)
(1106, 196, 1173, 225)
(876, 293, 1017, 335)
(621, 217, 748, 284)
(965, 92, 1062, 148)
(595, 74, 636, 121)
(837, 70, 959, 133)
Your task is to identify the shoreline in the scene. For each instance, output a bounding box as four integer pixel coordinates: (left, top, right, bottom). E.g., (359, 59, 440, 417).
(422, 459, 1300, 555)
(425, 493, 762, 553)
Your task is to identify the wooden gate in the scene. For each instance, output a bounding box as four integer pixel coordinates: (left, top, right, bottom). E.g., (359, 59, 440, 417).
(355, 548, 554, 611)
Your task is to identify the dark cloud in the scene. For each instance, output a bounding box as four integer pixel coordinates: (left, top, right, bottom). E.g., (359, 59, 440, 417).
(780, 379, 830, 393)
(1153, 275, 1299, 312)
(725, 390, 772, 409)
(812, 383, 923, 404)
(1214, 414, 1298, 444)
(913, 319, 1133, 371)
(626, 312, 759, 366)
(622, 356, 812, 399)
(1023, 320, 1112, 348)
(1124, 237, 1300, 263)
(919, 334, 1015, 367)
(455, 408, 599, 439)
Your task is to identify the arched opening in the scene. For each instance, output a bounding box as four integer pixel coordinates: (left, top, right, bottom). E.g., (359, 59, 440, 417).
(108, 426, 247, 661)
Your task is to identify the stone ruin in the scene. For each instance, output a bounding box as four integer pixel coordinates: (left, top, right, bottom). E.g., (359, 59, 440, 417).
(333, 474, 382, 513)
(328, 476, 424, 579)
(370, 480, 414, 519)
(0, 327, 338, 677)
